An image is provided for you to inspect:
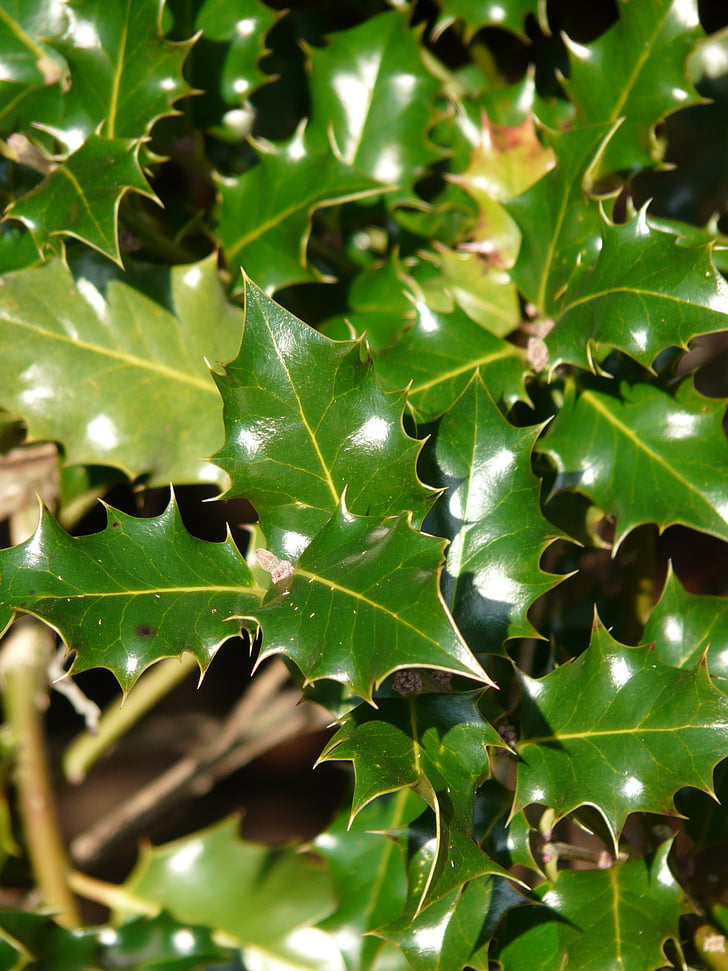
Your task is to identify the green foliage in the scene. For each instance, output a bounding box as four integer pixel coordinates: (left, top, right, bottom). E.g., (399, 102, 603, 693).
(0, 0, 728, 968)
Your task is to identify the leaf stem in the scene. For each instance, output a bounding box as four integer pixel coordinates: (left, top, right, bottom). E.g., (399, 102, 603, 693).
(63, 653, 199, 784)
(0, 619, 80, 927)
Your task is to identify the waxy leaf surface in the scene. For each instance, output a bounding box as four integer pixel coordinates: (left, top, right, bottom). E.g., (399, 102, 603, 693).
(433, 0, 541, 40)
(496, 841, 684, 971)
(323, 690, 505, 910)
(123, 816, 337, 970)
(514, 625, 728, 838)
(214, 279, 430, 558)
(425, 375, 562, 649)
(255, 504, 491, 704)
(0, 255, 241, 485)
(645, 569, 728, 691)
(374, 301, 525, 423)
(51, 0, 193, 144)
(547, 212, 728, 370)
(7, 136, 153, 263)
(216, 127, 384, 293)
(0, 499, 261, 690)
(563, 0, 705, 175)
(314, 792, 421, 971)
(539, 381, 728, 546)
(307, 10, 440, 192)
(506, 124, 608, 314)
(194, 0, 278, 106)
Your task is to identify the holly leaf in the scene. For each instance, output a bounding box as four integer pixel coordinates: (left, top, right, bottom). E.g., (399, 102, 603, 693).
(538, 380, 728, 547)
(6, 135, 154, 263)
(513, 624, 728, 841)
(378, 874, 522, 971)
(51, 0, 193, 145)
(216, 126, 385, 293)
(563, 0, 705, 176)
(213, 278, 432, 559)
(546, 211, 728, 371)
(505, 124, 609, 314)
(432, 0, 543, 41)
(121, 816, 338, 971)
(448, 112, 555, 271)
(313, 791, 421, 971)
(255, 503, 492, 705)
(645, 568, 728, 692)
(495, 842, 685, 971)
(434, 247, 521, 338)
(0, 255, 241, 485)
(194, 0, 279, 107)
(424, 374, 563, 651)
(374, 300, 525, 424)
(306, 10, 441, 192)
(0, 498, 262, 690)
(322, 690, 505, 911)
(0, 0, 68, 135)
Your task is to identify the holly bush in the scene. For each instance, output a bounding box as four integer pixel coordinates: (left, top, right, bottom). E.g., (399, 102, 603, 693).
(1, 0, 728, 968)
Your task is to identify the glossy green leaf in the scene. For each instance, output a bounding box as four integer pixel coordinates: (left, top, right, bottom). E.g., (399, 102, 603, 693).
(306, 11, 440, 191)
(645, 568, 728, 692)
(313, 791, 420, 971)
(425, 375, 562, 649)
(0, 498, 262, 690)
(213, 278, 432, 558)
(216, 127, 385, 293)
(0, 911, 98, 971)
(495, 842, 684, 971)
(505, 124, 609, 314)
(539, 381, 728, 547)
(121, 817, 339, 971)
(0, 0, 67, 134)
(105, 912, 232, 970)
(322, 689, 506, 911)
(378, 874, 521, 971)
(0, 255, 241, 485)
(433, 0, 543, 41)
(6, 135, 153, 263)
(546, 211, 728, 370)
(434, 248, 520, 338)
(448, 113, 555, 272)
(51, 0, 193, 145)
(374, 301, 525, 423)
(194, 0, 278, 106)
(255, 503, 492, 704)
(563, 0, 705, 175)
(514, 624, 728, 840)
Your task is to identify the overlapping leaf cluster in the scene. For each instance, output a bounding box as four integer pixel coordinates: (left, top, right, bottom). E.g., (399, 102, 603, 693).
(1, 0, 728, 969)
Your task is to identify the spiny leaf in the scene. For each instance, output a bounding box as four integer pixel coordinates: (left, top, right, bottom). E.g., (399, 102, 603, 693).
(513, 624, 728, 840)
(6, 135, 154, 263)
(538, 380, 728, 547)
(645, 568, 728, 692)
(377, 874, 522, 971)
(425, 374, 563, 650)
(0, 255, 241, 485)
(322, 690, 506, 911)
(313, 791, 421, 971)
(495, 842, 684, 971)
(51, 0, 193, 145)
(214, 278, 432, 558)
(121, 816, 337, 969)
(216, 126, 385, 293)
(0, 498, 262, 691)
(505, 123, 609, 314)
(448, 111, 555, 271)
(563, 0, 706, 176)
(432, 0, 543, 42)
(254, 503, 493, 705)
(374, 300, 525, 423)
(433, 247, 521, 338)
(546, 210, 728, 371)
(194, 0, 279, 107)
(306, 10, 441, 192)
